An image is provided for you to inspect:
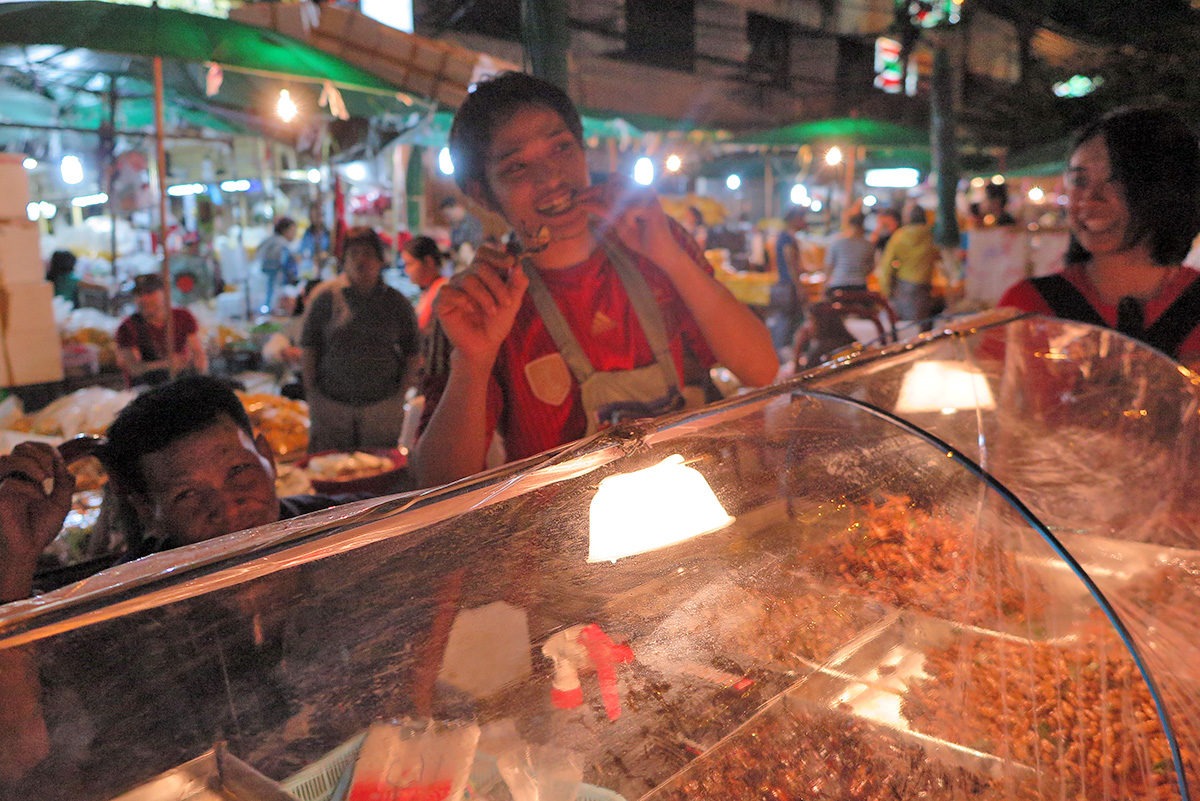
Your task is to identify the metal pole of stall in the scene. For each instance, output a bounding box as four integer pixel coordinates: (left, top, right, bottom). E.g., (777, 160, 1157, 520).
(153, 55, 175, 379)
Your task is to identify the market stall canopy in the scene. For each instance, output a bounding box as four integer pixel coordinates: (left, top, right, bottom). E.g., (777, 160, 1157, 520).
(230, 3, 519, 110)
(393, 109, 646, 150)
(732, 116, 930, 149)
(0, 0, 431, 137)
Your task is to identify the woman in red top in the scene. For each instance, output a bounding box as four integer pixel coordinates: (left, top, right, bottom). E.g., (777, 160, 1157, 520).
(401, 236, 449, 336)
(998, 106, 1200, 369)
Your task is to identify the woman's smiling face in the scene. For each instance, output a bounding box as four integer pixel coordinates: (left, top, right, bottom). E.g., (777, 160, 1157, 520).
(477, 104, 591, 252)
(1065, 135, 1139, 258)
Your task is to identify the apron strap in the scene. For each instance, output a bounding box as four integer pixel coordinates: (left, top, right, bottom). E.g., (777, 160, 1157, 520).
(522, 262, 597, 385)
(521, 237, 681, 392)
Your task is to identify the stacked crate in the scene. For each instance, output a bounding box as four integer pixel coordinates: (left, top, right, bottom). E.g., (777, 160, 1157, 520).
(0, 152, 63, 386)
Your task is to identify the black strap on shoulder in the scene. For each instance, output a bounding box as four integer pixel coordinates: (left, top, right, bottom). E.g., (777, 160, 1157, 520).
(1143, 275, 1200, 358)
(1029, 275, 1107, 328)
(1031, 273, 1200, 359)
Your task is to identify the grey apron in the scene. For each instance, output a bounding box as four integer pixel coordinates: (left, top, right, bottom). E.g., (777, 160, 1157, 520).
(522, 239, 685, 435)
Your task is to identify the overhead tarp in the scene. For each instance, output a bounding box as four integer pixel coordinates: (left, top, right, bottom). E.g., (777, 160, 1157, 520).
(0, 2, 404, 95)
(732, 116, 930, 149)
(393, 110, 646, 150)
(230, 4, 519, 110)
(0, 1, 431, 140)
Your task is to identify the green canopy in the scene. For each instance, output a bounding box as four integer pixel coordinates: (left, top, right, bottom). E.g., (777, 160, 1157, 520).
(732, 116, 929, 148)
(0, 1, 429, 140)
(396, 109, 646, 150)
(0, 1, 401, 94)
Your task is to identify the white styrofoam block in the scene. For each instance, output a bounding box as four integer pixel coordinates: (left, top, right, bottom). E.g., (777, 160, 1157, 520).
(0, 153, 31, 221)
(0, 322, 64, 386)
(0, 219, 44, 283)
(0, 281, 56, 332)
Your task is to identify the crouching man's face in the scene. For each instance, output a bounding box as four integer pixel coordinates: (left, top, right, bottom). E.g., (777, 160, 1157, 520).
(128, 415, 280, 549)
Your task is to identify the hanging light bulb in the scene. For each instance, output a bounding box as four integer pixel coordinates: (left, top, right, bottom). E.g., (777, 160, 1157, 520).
(60, 155, 84, 185)
(633, 156, 654, 186)
(664, 153, 682, 173)
(824, 146, 844, 167)
(276, 89, 299, 123)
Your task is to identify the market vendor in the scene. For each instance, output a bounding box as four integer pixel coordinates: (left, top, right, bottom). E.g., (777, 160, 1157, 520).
(115, 272, 208, 387)
(413, 72, 777, 488)
(300, 226, 421, 453)
(0, 376, 363, 605)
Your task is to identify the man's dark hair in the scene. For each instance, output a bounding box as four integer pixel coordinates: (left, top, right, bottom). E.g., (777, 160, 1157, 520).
(783, 206, 807, 224)
(906, 205, 929, 226)
(99, 375, 254, 496)
(1067, 105, 1200, 266)
(274, 216, 297, 236)
(448, 72, 584, 200)
(984, 182, 1009, 205)
(342, 226, 386, 263)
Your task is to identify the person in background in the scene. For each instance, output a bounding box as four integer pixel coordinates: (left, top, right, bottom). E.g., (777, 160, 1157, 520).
(257, 216, 298, 314)
(682, 205, 708, 251)
(982, 182, 1017, 227)
(871, 207, 902, 261)
(299, 203, 331, 277)
(440, 196, 484, 269)
(877, 205, 943, 330)
(768, 206, 810, 351)
(115, 273, 207, 387)
(301, 227, 420, 453)
(824, 212, 875, 296)
(998, 106, 1200, 369)
(401, 236, 450, 338)
(46, 250, 79, 307)
(414, 72, 776, 488)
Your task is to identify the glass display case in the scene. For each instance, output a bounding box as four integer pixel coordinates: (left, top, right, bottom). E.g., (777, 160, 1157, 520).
(1, 311, 1197, 801)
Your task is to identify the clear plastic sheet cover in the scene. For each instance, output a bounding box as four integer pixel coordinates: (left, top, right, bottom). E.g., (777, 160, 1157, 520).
(0, 313, 1195, 801)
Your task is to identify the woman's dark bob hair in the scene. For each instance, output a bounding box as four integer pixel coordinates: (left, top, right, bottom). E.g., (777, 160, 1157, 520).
(1066, 105, 1200, 266)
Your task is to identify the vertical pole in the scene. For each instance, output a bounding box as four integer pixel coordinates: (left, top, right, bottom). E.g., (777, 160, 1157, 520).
(521, 0, 570, 91)
(153, 55, 175, 377)
(108, 81, 119, 276)
(931, 43, 961, 254)
(764, 160, 774, 221)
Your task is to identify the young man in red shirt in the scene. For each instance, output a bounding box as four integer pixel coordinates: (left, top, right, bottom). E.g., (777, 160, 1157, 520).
(413, 73, 777, 488)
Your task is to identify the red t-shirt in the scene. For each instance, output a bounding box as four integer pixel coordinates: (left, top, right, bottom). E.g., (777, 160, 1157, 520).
(416, 275, 448, 335)
(421, 228, 717, 462)
(998, 264, 1200, 364)
(115, 308, 198, 360)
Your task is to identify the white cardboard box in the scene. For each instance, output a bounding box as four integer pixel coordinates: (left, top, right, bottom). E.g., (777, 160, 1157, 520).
(0, 219, 44, 284)
(0, 321, 64, 386)
(0, 153, 31, 221)
(0, 280, 55, 331)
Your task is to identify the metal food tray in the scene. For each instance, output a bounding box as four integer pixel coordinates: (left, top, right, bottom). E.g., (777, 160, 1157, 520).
(635, 613, 1032, 801)
(109, 743, 296, 801)
(280, 732, 629, 801)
